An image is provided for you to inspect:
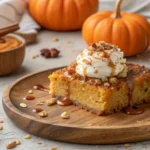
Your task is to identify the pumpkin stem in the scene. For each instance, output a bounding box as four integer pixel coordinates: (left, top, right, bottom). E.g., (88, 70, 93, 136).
(112, 0, 123, 18)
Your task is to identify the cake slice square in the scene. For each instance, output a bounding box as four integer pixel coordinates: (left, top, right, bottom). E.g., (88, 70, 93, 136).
(49, 42, 150, 115)
(49, 67, 129, 115)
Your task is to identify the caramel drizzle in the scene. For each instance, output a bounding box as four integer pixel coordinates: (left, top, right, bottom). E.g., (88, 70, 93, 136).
(59, 84, 73, 106)
(105, 52, 115, 76)
(83, 67, 87, 82)
(33, 84, 49, 93)
(124, 69, 144, 115)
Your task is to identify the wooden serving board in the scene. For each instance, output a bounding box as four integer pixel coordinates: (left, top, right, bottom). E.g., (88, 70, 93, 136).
(2, 67, 150, 144)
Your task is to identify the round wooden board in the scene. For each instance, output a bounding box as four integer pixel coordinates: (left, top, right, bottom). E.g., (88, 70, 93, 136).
(2, 67, 150, 144)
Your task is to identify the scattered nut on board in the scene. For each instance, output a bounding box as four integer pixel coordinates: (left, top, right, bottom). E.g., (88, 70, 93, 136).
(32, 54, 39, 59)
(61, 112, 70, 119)
(37, 141, 42, 144)
(6, 141, 17, 149)
(38, 110, 48, 117)
(37, 101, 44, 105)
(52, 37, 59, 41)
(24, 134, 31, 139)
(46, 98, 57, 106)
(0, 125, 3, 130)
(40, 48, 60, 58)
(15, 140, 20, 145)
(28, 90, 33, 94)
(0, 120, 3, 123)
(20, 103, 27, 108)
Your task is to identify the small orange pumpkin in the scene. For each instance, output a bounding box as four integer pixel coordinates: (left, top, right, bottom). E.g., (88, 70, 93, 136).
(82, 0, 150, 57)
(28, 0, 98, 31)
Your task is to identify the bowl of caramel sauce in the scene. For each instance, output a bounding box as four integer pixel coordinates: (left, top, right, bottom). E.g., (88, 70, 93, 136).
(0, 34, 26, 75)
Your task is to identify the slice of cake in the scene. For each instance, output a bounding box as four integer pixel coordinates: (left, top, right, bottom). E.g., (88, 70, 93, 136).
(49, 41, 150, 115)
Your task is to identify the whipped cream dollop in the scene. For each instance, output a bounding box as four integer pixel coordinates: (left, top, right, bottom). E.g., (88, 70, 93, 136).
(76, 42, 127, 78)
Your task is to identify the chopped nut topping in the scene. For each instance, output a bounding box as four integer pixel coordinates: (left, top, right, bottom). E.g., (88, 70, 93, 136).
(24, 134, 31, 139)
(6, 141, 17, 149)
(46, 98, 57, 106)
(100, 41, 114, 50)
(109, 77, 118, 84)
(52, 37, 59, 41)
(104, 82, 110, 87)
(118, 66, 127, 78)
(88, 41, 116, 52)
(20, 103, 27, 108)
(92, 43, 97, 48)
(61, 112, 70, 119)
(88, 79, 95, 84)
(38, 110, 48, 117)
(101, 77, 108, 82)
(88, 43, 104, 51)
(88, 79, 102, 85)
(67, 61, 77, 71)
(0, 120, 3, 123)
(0, 125, 3, 130)
(28, 90, 33, 94)
(95, 79, 102, 85)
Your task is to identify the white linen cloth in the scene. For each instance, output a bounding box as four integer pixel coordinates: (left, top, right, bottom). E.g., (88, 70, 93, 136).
(0, 0, 40, 32)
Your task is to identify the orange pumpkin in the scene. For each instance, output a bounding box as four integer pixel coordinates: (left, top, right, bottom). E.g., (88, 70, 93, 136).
(28, 0, 98, 31)
(82, 0, 150, 57)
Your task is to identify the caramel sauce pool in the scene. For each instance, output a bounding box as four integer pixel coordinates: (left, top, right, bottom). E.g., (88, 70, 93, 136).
(24, 95, 35, 100)
(124, 106, 144, 115)
(33, 108, 43, 113)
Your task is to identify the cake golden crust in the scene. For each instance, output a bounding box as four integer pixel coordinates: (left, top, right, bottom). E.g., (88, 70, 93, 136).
(49, 63, 150, 115)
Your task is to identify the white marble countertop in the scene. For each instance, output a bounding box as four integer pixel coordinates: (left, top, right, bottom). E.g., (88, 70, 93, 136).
(1, 30, 150, 150)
